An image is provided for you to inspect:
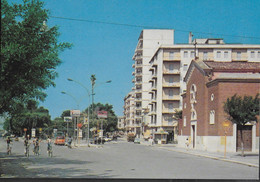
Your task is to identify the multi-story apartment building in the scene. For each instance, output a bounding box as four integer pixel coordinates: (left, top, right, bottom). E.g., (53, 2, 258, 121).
(123, 91, 135, 133)
(117, 116, 125, 130)
(147, 35, 260, 144)
(131, 29, 174, 137)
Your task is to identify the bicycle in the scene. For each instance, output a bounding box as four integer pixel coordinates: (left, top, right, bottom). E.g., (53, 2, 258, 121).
(25, 144, 30, 158)
(34, 145, 40, 156)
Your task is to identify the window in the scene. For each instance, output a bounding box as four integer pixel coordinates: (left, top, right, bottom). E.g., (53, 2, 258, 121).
(191, 110, 197, 120)
(237, 52, 241, 60)
(224, 51, 228, 58)
(169, 77, 173, 85)
(169, 64, 174, 72)
(169, 89, 173, 98)
(191, 51, 195, 58)
(209, 110, 215, 124)
(184, 51, 188, 58)
(211, 94, 214, 101)
(217, 51, 221, 58)
(203, 52, 208, 60)
(169, 52, 174, 59)
(258, 51, 260, 58)
(183, 116, 186, 127)
(251, 51, 255, 58)
(168, 103, 173, 112)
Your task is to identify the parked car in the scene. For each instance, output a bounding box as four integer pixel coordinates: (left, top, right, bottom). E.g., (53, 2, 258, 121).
(54, 136, 65, 145)
(134, 138, 141, 144)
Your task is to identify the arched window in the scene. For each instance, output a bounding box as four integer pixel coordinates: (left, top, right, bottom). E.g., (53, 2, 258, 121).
(190, 84, 197, 103)
(210, 110, 215, 124)
(191, 109, 197, 121)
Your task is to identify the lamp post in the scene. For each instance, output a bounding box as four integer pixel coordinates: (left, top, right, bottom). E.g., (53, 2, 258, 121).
(61, 91, 80, 146)
(67, 78, 91, 147)
(90, 75, 111, 143)
(67, 76, 111, 146)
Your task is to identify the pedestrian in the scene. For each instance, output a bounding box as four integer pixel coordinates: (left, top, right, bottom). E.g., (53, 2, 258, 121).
(47, 136, 53, 156)
(6, 137, 12, 155)
(185, 137, 189, 150)
(24, 135, 30, 157)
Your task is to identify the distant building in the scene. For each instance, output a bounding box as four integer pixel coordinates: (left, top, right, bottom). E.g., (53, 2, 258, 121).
(117, 116, 125, 130)
(179, 60, 260, 152)
(123, 91, 135, 133)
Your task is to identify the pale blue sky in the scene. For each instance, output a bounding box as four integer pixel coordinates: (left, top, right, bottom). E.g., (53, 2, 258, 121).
(8, 0, 260, 119)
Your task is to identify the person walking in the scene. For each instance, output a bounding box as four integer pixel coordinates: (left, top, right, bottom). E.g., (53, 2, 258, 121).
(24, 135, 30, 157)
(6, 137, 12, 155)
(47, 136, 53, 157)
(185, 137, 189, 150)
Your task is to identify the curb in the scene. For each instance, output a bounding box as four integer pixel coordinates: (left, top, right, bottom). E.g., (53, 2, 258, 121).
(159, 147, 259, 168)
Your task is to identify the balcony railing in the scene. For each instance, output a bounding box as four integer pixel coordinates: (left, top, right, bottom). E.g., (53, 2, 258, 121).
(162, 83, 181, 87)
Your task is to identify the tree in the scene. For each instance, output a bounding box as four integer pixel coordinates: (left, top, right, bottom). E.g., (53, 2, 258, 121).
(0, 0, 72, 115)
(173, 109, 182, 120)
(3, 100, 51, 136)
(224, 94, 259, 157)
(84, 103, 117, 134)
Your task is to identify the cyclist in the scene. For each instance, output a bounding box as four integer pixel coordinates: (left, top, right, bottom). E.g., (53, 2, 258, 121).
(6, 137, 12, 155)
(33, 137, 40, 155)
(24, 135, 30, 157)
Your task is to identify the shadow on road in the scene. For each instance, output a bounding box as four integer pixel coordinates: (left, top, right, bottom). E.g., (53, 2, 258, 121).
(0, 152, 116, 178)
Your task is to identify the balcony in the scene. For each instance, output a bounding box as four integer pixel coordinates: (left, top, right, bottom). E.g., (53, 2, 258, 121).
(135, 55, 143, 61)
(162, 95, 181, 101)
(151, 98, 157, 103)
(149, 67, 155, 71)
(162, 110, 175, 114)
(135, 80, 142, 85)
(163, 71, 180, 75)
(135, 88, 142, 93)
(132, 64, 135, 68)
(132, 72, 135, 76)
(135, 72, 142, 76)
(162, 83, 181, 88)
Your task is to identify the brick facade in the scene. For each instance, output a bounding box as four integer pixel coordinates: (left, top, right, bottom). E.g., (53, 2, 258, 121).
(179, 60, 260, 152)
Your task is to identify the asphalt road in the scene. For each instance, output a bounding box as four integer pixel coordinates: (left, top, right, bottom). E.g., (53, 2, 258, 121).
(0, 138, 259, 179)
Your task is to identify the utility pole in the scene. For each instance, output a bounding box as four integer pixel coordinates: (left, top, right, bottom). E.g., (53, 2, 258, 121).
(91, 75, 96, 137)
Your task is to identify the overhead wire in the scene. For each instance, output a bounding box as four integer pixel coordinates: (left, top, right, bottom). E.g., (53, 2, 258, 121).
(50, 16, 260, 40)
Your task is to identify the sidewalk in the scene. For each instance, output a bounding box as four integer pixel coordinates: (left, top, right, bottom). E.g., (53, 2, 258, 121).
(141, 140, 259, 168)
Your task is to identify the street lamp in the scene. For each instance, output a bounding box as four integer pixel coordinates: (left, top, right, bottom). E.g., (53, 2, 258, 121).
(67, 76, 111, 146)
(61, 91, 80, 145)
(90, 75, 111, 144)
(67, 78, 91, 147)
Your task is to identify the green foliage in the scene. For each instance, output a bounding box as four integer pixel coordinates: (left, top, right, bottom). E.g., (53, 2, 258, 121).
(224, 94, 259, 126)
(60, 110, 71, 119)
(84, 103, 118, 133)
(3, 100, 51, 136)
(0, 0, 72, 115)
(173, 109, 182, 120)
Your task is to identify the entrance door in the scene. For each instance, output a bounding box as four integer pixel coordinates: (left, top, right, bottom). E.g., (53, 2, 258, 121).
(237, 125, 252, 151)
(192, 125, 195, 148)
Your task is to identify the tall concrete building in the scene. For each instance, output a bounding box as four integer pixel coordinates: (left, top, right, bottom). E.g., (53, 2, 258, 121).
(146, 36, 260, 144)
(131, 29, 174, 137)
(123, 91, 135, 133)
(125, 29, 260, 144)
